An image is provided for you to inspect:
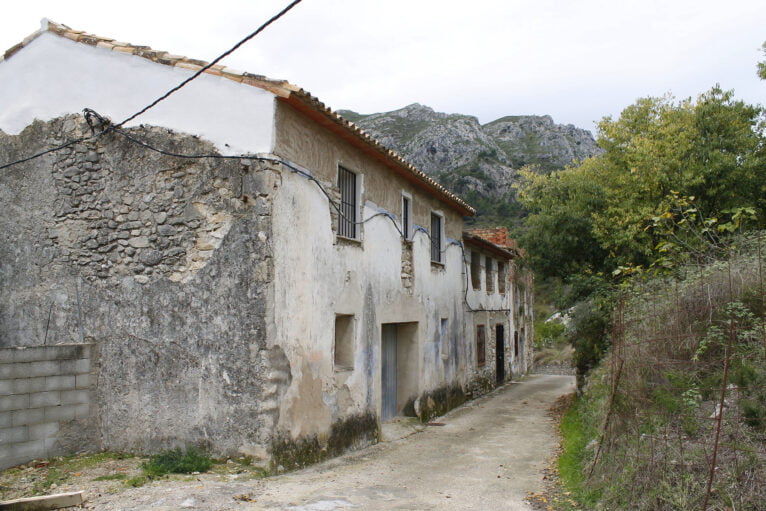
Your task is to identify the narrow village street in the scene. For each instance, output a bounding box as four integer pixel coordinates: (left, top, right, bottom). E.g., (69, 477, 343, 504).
(92, 374, 575, 511)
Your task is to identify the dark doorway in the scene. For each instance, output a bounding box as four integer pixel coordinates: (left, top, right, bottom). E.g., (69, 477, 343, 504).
(381, 324, 398, 421)
(495, 324, 505, 383)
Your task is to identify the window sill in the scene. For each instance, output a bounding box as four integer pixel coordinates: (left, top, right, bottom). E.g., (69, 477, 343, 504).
(430, 260, 445, 270)
(334, 365, 353, 373)
(336, 235, 362, 247)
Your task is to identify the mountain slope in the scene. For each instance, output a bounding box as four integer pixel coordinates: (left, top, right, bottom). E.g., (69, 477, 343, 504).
(339, 104, 602, 225)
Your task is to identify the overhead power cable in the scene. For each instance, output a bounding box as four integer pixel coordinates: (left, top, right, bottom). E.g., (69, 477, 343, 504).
(115, 0, 305, 128)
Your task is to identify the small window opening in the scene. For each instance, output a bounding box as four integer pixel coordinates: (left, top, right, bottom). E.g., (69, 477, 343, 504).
(334, 314, 355, 370)
(470, 251, 481, 290)
(497, 261, 506, 294)
(485, 256, 494, 294)
(477, 325, 486, 367)
(402, 194, 412, 240)
(337, 166, 357, 238)
(440, 318, 449, 359)
(431, 213, 443, 263)
(514, 330, 519, 358)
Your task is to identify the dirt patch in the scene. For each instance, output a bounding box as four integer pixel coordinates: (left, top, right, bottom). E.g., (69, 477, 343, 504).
(0, 452, 266, 507)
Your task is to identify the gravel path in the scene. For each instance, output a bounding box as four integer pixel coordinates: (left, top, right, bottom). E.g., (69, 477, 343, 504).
(90, 374, 575, 510)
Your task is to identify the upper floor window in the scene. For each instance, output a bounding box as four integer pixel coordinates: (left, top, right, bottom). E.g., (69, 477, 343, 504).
(470, 250, 481, 290)
(431, 212, 443, 263)
(485, 256, 494, 293)
(402, 193, 413, 240)
(497, 261, 506, 294)
(337, 166, 358, 239)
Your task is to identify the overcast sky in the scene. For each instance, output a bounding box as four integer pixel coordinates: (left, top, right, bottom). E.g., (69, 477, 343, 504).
(1, 0, 764, 134)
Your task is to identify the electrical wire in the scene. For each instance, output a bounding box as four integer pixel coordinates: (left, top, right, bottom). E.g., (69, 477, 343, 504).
(115, 0, 305, 128)
(0, 134, 94, 171)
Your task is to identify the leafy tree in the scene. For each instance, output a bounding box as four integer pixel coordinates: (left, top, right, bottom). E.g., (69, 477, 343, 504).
(518, 87, 765, 282)
(517, 165, 608, 280)
(758, 41, 766, 79)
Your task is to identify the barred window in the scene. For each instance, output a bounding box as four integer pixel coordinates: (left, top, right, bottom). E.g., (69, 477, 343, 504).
(431, 213, 443, 263)
(337, 166, 357, 238)
(402, 194, 412, 240)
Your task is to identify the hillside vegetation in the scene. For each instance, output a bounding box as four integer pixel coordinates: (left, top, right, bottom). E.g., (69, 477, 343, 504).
(567, 239, 765, 509)
(517, 75, 765, 508)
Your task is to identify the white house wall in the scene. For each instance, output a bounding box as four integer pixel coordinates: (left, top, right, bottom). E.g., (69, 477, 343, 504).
(270, 170, 470, 439)
(270, 102, 470, 440)
(0, 31, 275, 155)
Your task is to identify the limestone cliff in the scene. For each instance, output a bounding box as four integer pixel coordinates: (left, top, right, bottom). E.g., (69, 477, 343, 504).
(339, 104, 602, 224)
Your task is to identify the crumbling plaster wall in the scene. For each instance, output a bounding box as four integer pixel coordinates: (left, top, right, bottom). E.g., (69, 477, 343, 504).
(0, 115, 283, 458)
(270, 102, 470, 440)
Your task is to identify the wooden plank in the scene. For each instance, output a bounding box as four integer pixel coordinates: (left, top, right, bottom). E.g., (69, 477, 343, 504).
(0, 491, 84, 510)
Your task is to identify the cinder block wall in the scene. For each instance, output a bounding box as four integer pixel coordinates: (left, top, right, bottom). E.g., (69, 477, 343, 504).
(0, 344, 94, 469)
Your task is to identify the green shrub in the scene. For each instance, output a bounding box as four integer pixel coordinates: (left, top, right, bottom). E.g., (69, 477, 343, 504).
(142, 447, 212, 477)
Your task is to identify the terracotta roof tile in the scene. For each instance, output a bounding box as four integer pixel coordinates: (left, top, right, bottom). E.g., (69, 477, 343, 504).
(3, 18, 475, 216)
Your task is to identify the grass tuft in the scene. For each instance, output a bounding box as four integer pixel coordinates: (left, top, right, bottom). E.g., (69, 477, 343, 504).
(142, 447, 212, 477)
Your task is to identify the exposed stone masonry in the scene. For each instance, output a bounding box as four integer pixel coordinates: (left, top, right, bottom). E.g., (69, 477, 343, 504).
(44, 117, 257, 285)
(1, 114, 285, 459)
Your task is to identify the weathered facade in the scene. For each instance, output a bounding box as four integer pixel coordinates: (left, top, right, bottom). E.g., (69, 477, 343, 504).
(0, 20, 532, 470)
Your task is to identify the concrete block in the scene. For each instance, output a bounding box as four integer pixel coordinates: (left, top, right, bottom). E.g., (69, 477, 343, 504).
(27, 361, 62, 378)
(28, 422, 59, 440)
(75, 374, 90, 389)
(59, 359, 89, 374)
(11, 408, 45, 427)
(12, 377, 47, 394)
(29, 391, 61, 408)
(5, 346, 53, 363)
(6, 344, 90, 363)
(44, 375, 76, 391)
(0, 411, 11, 428)
(0, 364, 13, 379)
(73, 403, 90, 419)
(44, 406, 76, 423)
(0, 425, 28, 444)
(6, 439, 45, 460)
(0, 379, 13, 395)
(0, 394, 29, 412)
(60, 390, 88, 406)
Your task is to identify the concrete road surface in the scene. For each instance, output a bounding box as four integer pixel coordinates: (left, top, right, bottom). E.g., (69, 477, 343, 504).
(94, 374, 575, 511)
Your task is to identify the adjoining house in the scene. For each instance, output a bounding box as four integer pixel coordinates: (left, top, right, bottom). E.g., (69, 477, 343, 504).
(0, 20, 533, 470)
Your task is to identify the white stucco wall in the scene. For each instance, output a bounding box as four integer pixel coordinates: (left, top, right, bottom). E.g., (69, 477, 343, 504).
(0, 32, 275, 155)
(270, 168, 469, 437)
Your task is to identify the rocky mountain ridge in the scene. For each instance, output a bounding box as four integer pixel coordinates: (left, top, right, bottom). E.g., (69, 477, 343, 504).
(339, 104, 602, 224)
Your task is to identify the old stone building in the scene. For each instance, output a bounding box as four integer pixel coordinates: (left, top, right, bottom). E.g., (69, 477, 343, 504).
(0, 20, 533, 469)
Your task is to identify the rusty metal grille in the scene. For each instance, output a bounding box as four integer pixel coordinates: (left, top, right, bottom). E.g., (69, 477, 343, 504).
(430, 213, 442, 262)
(337, 166, 356, 238)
